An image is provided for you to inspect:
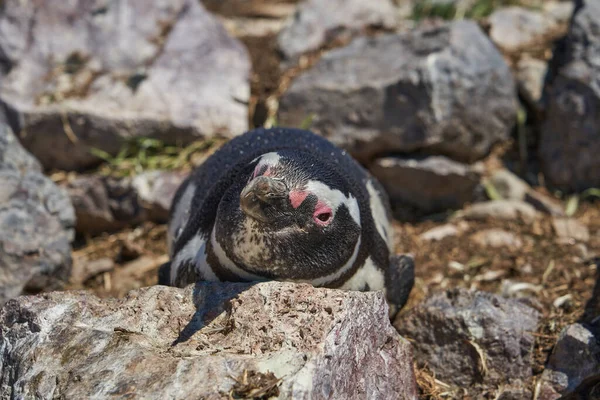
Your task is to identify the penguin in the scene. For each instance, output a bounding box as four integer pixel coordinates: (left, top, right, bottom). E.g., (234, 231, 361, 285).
(160, 127, 414, 315)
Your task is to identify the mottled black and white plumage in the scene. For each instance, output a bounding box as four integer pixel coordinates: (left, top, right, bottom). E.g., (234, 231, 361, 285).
(160, 128, 414, 313)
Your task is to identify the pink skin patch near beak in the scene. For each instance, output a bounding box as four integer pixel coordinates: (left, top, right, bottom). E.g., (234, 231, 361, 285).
(313, 201, 333, 226)
(289, 190, 309, 209)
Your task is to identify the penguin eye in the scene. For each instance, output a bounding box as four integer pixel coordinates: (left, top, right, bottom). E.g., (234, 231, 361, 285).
(313, 201, 333, 226)
(315, 212, 332, 223)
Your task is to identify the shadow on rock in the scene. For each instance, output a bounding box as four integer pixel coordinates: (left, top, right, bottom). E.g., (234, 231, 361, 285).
(172, 281, 257, 345)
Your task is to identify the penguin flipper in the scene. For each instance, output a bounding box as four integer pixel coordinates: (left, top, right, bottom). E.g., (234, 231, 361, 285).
(385, 254, 415, 318)
(158, 261, 172, 286)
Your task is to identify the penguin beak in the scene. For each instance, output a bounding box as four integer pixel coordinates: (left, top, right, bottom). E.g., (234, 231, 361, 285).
(240, 176, 288, 222)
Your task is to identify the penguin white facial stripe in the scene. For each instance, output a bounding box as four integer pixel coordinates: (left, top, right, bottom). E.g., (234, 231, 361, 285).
(250, 152, 282, 180)
(309, 236, 361, 286)
(304, 180, 361, 226)
(252, 152, 281, 171)
(340, 257, 385, 291)
(210, 225, 264, 281)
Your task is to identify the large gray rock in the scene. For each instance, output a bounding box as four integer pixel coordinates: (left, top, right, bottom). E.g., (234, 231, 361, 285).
(370, 155, 481, 215)
(0, 282, 418, 399)
(537, 323, 600, 400)
(539, 0, 600, 191)
(277, 0, 398, 61)
(0, 123, 75, 304)
(279, 20, 518, 163)
(0, 0, 250, 171)
(395, 289, 540, 388)
(67, 170, 187, 235)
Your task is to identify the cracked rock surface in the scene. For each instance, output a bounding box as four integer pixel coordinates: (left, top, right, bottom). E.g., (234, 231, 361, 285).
(0, 282, 417, 399)
(0, 0, 251, 171)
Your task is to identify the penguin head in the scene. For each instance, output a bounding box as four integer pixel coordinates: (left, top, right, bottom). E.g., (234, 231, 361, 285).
(214, 150, 362, 281)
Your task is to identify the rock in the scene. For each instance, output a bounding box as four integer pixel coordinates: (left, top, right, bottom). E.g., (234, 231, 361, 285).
(66, 175, 144, 235)
(489, 169, 530, 200)
(543, 2, 576, 27)
(487, 3, 573, 112)
(525, 191, 565, 217)
(582, 257, 600, 325)
(471, 229, 523, 249)
(277, 0, 398, 62)
(539, 0, 600, 191)
(70, 257, 115, 284)
(489, 169, 565, 216)
(539, 258, 600, 399)
(131, 170, 188, 223)
(494, 383, 532, 400)
(516, 56, 548, 107)
(370, 155, 481, 215)
(489, 6, 571, 55)
(396, 289, 540, 388)
(420, 223, 461, 242)
(0, 282, 418, 399)
(552, 217, 590, 243)
(279, 20, 517, 163)
(0, 0, 250, 171)
(0, 123, 75, 305)
(537, 323, 600, 400)
(458, 200, 539, 223)
(0, 123, 41, 172)
(110, 255, 169, 297)
(67, 170, 187, 235)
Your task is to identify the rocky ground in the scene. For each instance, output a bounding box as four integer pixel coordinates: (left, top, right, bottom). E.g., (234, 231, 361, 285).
(0, 0, 599, 399)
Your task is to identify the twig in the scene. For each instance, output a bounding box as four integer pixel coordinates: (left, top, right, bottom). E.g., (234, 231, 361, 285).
(61, 111, 79, 144)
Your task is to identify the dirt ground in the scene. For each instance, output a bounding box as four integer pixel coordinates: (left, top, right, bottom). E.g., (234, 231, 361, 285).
(64, 1, 600, 398)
